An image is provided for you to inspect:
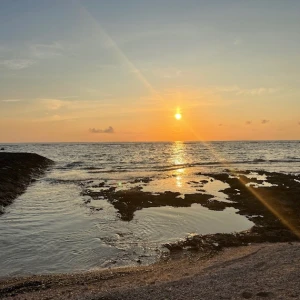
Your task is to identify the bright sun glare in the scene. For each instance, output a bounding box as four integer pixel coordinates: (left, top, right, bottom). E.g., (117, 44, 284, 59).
(175, 113, 182, 120)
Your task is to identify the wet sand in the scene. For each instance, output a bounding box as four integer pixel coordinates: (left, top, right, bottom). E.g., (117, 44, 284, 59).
(0, 242, 300, 299)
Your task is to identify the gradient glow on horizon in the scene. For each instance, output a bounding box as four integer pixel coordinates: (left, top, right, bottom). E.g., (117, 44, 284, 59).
(1, 0, 300, 142)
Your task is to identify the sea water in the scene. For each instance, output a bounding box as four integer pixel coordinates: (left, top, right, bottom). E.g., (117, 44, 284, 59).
(0, 141, 299, 276)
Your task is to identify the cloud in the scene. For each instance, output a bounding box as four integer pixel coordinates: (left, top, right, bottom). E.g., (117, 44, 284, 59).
(218, 123, 223, 126)
(89, 126, 115, 134)
(0, 41, 66, 71)
(0, 59, 35, 70)
(261, 119, 270, 124)
(30, 42, 64, 59)
(143, 87, 229, 110)
(142, 65, 183, 79)
(85, 88, 114, 98)
(1, 99, 22, 102)
(246, 121, 252, 125)
(298, 122, 300, 126)
(0, 42, 62, 71)
(58, 96, 79, 99)
(159, 68, 182, 79)
(215, 86, 279, 96)
(40, 99, 69, 110)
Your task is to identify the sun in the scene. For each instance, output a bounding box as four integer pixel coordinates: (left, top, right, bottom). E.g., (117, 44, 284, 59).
(175, 113, 182, 120)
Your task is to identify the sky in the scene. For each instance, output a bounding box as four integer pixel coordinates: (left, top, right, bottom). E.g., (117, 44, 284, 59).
(0, 0, 300, 142)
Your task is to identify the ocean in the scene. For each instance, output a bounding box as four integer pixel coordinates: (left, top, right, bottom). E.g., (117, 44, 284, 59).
(0, 141, 299, 277)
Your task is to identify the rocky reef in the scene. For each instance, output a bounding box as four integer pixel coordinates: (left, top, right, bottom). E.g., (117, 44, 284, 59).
(0, 152, 54, 214)
(164, 170, 300, 255)
(81, 170, 300, 253)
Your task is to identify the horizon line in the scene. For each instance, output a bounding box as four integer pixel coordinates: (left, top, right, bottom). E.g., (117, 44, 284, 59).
(1, 139, 300, 144)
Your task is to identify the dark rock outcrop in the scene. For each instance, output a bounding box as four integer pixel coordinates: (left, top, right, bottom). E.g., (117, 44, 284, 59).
(164, 171, 300, 255)
(82, 186, 213, 221)
(0, 152, 54, 213)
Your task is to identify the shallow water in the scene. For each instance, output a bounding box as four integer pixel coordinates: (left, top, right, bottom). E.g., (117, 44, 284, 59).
(0, 141, 299, 277)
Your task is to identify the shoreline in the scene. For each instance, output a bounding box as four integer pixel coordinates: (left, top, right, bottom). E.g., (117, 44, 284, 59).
(1, 242, 300, 299)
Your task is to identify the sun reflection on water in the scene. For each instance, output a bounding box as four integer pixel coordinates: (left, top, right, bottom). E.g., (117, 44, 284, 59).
(172, 141, 186, 166)
(176, 176, 183, 188)
(171, 142, 187, 189)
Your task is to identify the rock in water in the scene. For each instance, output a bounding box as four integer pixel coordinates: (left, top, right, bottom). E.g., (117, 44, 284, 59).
(0, 152, 54, 213)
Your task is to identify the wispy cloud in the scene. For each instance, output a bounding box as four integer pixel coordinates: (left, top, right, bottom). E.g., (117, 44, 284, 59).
(142, 87, 230, 109)
(113, 25, 198, 47)
(133, 63, 183, 79)
(0, 41, 66, 71)
(0, 59, 35, 70)
(58, 96, 79, 99)
(246, 121, 252, 125)
(152, 67, 183, 79)
(261, 119, 270, 124)
(85, 88, 114, 98)
(40, 98, 70, 110)
(215, 86, 279, 96)
(1, 99, 22, 102)
(30, 42, 64, 59)
(89, 126, 115, 134)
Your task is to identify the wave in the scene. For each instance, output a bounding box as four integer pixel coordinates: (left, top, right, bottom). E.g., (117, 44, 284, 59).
(84, 166, 105, 170)
(269, 159, 300, 163)
(286, 157, 300, 160)
(253, 159, 266, 162)
(64, 161, 85, 168)
(56, 158, 300, 174)
(45, 178, 86, 184)
(88, 169, 128, 174)
(151, 159, 300, 172)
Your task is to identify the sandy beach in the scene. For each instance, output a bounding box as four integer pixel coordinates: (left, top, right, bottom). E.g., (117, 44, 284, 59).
(1, 242, 300, 299)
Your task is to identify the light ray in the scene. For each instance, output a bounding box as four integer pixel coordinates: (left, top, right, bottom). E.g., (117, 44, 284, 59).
(182, 119, 300, 238)
(76, 1, 165, 103)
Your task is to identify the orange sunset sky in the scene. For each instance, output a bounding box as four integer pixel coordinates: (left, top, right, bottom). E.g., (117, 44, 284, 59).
(1, 0, 300, 142)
